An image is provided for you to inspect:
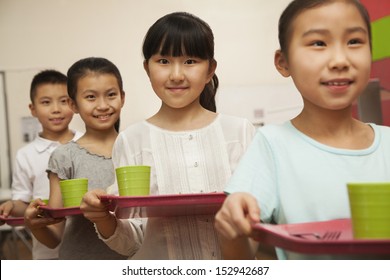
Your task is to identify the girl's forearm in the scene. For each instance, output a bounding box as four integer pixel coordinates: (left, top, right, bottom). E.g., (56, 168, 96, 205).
(95, 212, 118, 239)
(30, 223, 63, 249)
(219, 235, 257, 260)
(10, 200, 28, 217)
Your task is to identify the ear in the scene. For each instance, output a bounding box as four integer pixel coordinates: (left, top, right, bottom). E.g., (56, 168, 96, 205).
(274, 50, 290, 77)
(143, 60, 150, 77)
(29, 103, 37, 117)
(68, 98, 79, 114)
(120, 92, 125, 108)
(206, 59, 217, 82)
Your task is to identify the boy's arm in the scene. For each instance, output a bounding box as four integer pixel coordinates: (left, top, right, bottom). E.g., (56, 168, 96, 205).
(10, 151, 34, 207)
(10, 149, 51, 216)
(0, 200, 28, 217)
(10, 200, 29, 216)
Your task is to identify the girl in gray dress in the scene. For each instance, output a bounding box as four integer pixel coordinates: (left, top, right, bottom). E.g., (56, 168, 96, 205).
(24, 57, 127, 259)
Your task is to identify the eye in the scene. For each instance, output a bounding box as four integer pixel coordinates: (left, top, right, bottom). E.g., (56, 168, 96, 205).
(60, 98, 68, 104)
(311, 41, 326, 47)
(40, 100, 50, 105)
(158, 59, 169, 64)
(85, 94, 95, 100)
(184, 59, 196, 65)
(348, 38, 363, 45)
(108, 91, 118, 98)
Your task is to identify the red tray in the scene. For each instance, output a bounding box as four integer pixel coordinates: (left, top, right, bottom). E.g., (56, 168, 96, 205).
(251, 219, 390, 254)
(38, 206, 82, 218)
(0, 215, 25, 226)
(100, 192, 226, 218)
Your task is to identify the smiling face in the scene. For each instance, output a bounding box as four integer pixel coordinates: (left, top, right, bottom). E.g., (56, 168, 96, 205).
(144, 54, 215, 110)
(71, 73, 124, 132)
(30, 83, 74, 138)
(275, 1, 371, 112)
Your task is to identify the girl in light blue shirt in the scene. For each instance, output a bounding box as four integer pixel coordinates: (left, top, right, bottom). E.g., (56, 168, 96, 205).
(215, 0, 390, 260)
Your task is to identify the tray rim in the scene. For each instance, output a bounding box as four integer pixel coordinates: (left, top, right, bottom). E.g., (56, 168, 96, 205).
(39, 205, 82, 218)
(100, 192, 226, 207)
(0, 215, 25, 226)
(100, 192, 226, 218)
(251, 219, 390, 254)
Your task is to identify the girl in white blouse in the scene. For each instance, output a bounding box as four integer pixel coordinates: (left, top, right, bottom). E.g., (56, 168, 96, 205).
(81, 12, 255, 259)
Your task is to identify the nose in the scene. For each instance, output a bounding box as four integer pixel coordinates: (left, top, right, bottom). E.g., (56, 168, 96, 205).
(51, 102, 61, 113)
(169, 63, 184, 82)
(96, 97, 109, 110)
(328, 45, 350, 71)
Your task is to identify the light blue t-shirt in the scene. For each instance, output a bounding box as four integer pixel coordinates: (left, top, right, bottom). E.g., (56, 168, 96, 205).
(225, 121, 390, 259)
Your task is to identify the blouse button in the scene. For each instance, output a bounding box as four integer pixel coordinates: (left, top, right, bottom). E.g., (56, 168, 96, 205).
(189, 134, 193, 140)
(194, 162, 198, 167)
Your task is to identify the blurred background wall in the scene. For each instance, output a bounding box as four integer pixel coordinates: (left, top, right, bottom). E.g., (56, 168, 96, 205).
(0, 0, 299, 190)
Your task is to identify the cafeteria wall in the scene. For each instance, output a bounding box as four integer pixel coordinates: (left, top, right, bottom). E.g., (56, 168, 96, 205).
(0, 0, 294, 178)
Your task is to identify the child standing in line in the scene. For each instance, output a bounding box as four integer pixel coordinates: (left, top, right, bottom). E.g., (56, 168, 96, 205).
(215, 0, 390, 260)
(80, 12, 255, 259)
(24, 57, 127, 259)
(0, 69, 82, 259)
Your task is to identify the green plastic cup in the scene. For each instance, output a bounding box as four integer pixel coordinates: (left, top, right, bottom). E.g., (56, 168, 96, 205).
(59, 178, 88, 207)
(347, 182, 390, 239)
(116, 166, 150, 196)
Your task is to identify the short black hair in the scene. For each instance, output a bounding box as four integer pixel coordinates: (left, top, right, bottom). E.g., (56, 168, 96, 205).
(30, 69, 67, 103)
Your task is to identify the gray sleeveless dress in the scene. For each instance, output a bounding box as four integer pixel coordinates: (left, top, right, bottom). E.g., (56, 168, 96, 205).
(48, 141, 126, 260)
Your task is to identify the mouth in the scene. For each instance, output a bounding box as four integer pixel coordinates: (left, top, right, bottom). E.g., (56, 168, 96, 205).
(167, 86, 189, 92)
(49, 118, 64, 123)
(93, 113, 113, 120)
(321, 80, 353, 87)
